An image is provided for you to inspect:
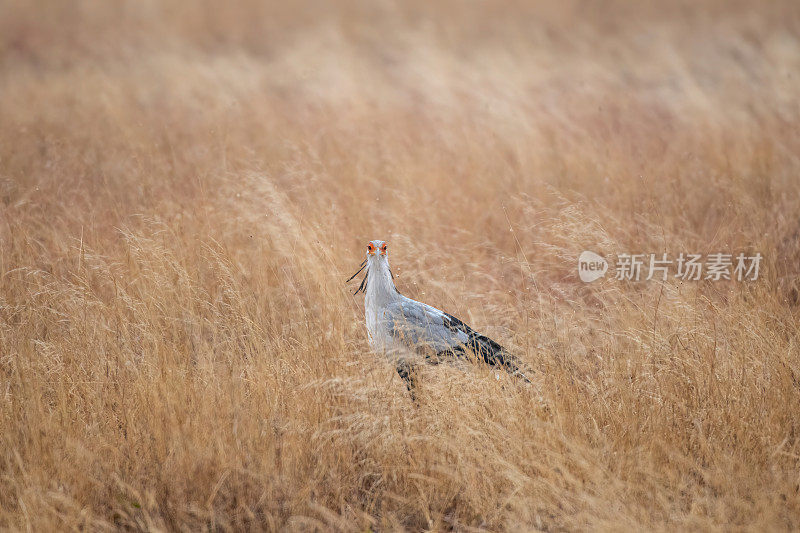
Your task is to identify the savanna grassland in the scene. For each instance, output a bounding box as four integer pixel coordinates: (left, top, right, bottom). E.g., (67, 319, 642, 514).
(2, 1, 800, 530)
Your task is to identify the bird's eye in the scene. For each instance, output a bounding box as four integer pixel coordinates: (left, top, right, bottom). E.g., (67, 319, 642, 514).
(367, 243, 374, 251)
(381, 244, 387, 251)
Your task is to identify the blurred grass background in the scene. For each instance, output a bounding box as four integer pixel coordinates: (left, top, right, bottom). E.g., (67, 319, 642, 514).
(2, 0, 800, 530)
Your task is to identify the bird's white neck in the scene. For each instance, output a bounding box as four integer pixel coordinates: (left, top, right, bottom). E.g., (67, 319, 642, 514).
(364, 257, 399, 309)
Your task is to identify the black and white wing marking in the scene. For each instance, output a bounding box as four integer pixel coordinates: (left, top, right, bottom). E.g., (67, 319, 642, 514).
(385, 297, 530, 381)
(438, 311, 529, 381)
(384, 298, 469, 355)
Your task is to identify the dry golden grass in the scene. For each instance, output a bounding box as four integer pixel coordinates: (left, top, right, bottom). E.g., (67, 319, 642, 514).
(2, 0, 800, 530)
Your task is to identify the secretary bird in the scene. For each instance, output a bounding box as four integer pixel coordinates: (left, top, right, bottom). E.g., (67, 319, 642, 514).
(347, 239, 529, 397)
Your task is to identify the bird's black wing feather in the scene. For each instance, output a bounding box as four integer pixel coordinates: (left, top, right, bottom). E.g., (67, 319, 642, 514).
(438, 312, 530, 382)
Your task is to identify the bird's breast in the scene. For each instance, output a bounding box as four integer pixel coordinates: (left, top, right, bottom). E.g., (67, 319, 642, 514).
(364, 302, 400, 359)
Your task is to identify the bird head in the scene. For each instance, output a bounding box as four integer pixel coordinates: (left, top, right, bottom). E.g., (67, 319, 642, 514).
(366, 240, 388, 260)
(346, 239, 393, 295)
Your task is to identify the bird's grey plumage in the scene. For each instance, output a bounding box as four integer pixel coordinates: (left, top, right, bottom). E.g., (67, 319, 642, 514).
(349, 239, 529, 396)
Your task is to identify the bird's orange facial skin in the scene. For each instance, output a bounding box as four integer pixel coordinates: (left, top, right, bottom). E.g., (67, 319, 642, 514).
(367, 241, 387, 256)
